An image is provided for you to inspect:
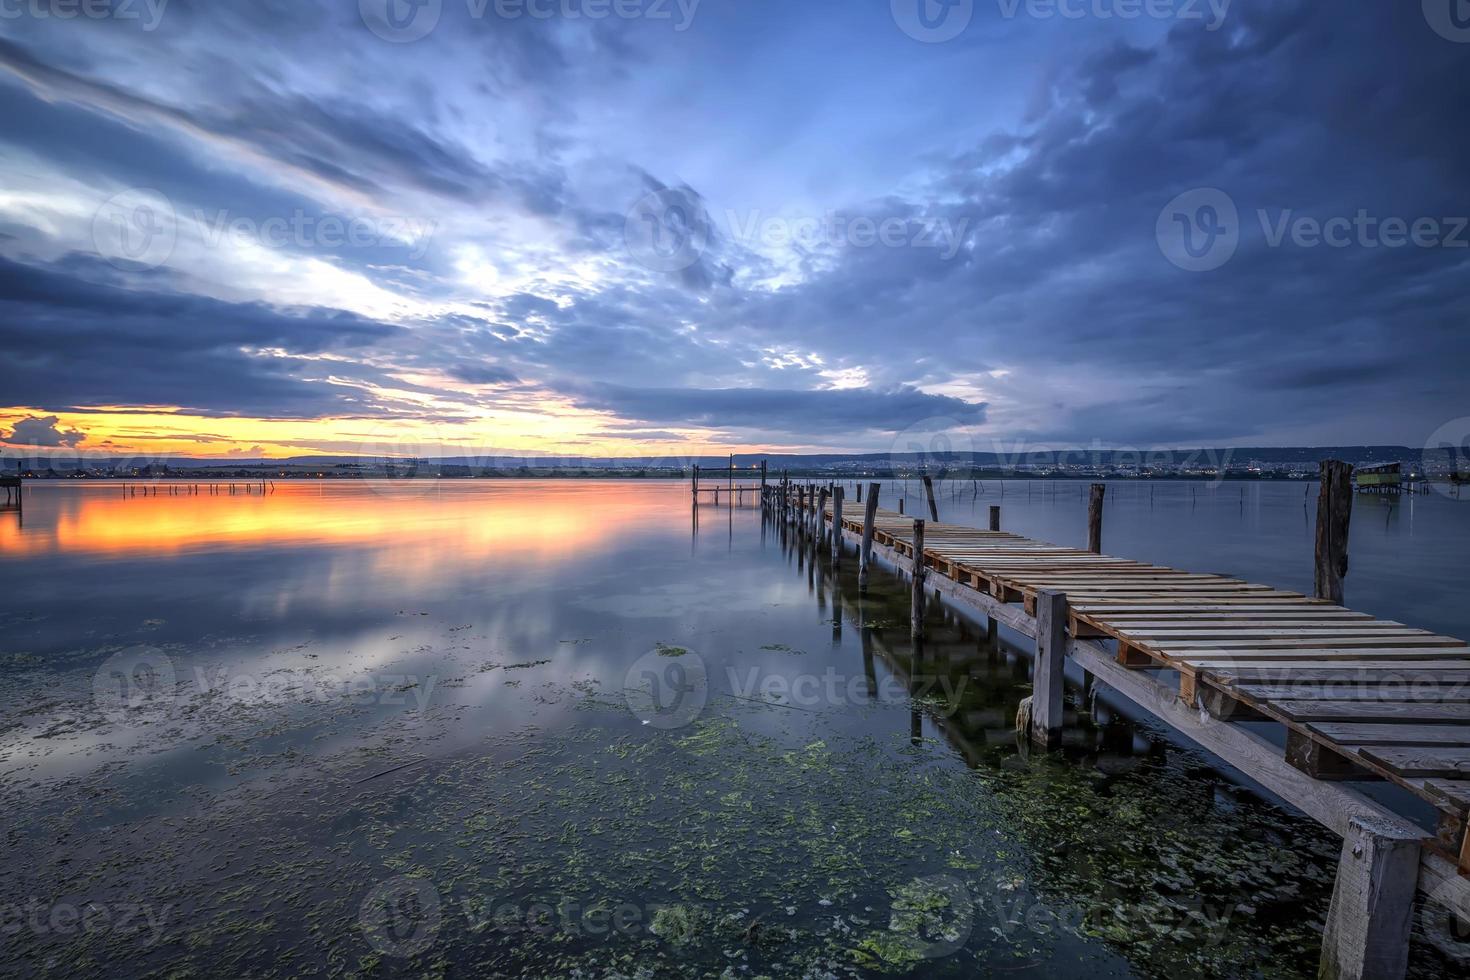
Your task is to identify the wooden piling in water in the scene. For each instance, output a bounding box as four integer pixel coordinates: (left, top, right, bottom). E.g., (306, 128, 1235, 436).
(922, 475, 939, 522)
(859, 483, 879, 595)
(989, 505, 1000, 532)
(1315, 459, 1354, 605)
(1087, 483, 1106, 554)
(831, 487, 843, 563)
(910, 518, 925, 639)
(1319, 815, 1420, 980)
(1029, 590, 1068, 749)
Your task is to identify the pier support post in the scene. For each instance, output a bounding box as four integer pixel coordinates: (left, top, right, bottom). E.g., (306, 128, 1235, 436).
(1087, 484, 1106, 554)
(1030, 590, 1068, 748)
(1319, 815, 1420, 980)
(859, 483, 880, 594)
(816, 487, 828, 541)
(989, 505, 1001, 532)
(922, 475, 939, 522)
(831, 487, 843, 563)
(910, 519, 926, 639)
(692, 464, 699, 500)
(1315, 459, 1354, 605)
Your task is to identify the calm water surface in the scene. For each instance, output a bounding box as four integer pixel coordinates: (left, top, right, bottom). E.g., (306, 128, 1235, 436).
(1, 480, 1465, 977)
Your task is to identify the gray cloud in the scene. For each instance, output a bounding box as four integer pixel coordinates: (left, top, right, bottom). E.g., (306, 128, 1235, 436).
(1, 415, 86, 447)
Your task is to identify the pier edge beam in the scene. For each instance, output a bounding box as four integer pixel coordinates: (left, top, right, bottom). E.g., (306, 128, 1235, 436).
(1029, 589, 1068, 748)
(1319, 815, 1420, 980)
(859, 483, 880, 594)
(910, 519, 926, 639)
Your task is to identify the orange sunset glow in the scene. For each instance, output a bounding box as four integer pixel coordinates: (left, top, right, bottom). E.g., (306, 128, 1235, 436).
(0, 481, 688, 560)
(0, 407, 779, 460)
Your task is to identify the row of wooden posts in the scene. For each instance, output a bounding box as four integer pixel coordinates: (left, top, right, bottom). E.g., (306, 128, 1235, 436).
(121, 482, 275, 496)
(761, 462, 1356, 750)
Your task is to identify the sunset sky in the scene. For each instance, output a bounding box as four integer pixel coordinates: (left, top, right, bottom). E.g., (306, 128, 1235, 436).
(0, 1, 1466, 460)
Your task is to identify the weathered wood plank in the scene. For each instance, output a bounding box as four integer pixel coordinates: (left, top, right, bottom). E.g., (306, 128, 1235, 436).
(1357, 746, 1470, 779)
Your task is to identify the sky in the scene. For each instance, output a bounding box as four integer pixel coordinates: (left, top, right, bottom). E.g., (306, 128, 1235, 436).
(0, 0, 1466, 461)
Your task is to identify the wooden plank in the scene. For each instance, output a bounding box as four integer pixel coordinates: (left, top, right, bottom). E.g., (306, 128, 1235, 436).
(1235, 683, 1470, 704)
(1179, 651, 1470, 665)
(1357, 746, 1470, 779)
(1272, 701, 1470, 723)
(1308, 724, 1470, 748)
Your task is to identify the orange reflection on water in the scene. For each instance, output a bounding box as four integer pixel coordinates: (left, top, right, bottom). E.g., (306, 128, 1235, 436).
(0, 481, 689, 560)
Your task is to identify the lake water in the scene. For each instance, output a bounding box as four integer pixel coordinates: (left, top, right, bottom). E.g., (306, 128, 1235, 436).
(1, 479, 1465, 977)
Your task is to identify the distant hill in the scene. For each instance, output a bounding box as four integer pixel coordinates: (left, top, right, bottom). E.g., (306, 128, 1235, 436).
(3, 445, 1458, 478)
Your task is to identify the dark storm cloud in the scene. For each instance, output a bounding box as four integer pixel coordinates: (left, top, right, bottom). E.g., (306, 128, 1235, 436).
(0, 254, 401, 417)
(0, 1, 1465, 447)
(564, 383, 987, 434)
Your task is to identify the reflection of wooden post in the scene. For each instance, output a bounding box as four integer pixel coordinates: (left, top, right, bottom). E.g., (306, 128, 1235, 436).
(1087, 484, 1106, 554)
(989, 505, 1000, 531)
(1030, 589, 1068, 748)
(910, 519, 926, 639)
(1319, 816, 1419, 980)
(922, 475, 939, 522)
(1315, 460, 1354, 605)
(859, 483, 879, 594)
(831, 487, 843, 562)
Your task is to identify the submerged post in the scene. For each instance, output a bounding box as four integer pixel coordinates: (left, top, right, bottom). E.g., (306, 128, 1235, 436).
(922, 475, 939, 522)
(831, 487, 843, 562)
(859, 483, 880, 594)
(1087, 483, 1106, 554)
(1318, 816, 1420, 980)
(1029, 590, 1068, 748)
(989, 505, 1001, 532)
(910, 519, 926, 639)
(1315, 459, 1354, 605)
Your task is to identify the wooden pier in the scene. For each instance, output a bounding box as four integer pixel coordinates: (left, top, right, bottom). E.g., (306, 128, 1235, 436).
(763, 477, 1469, 978)
(691, 457, 766, 504)
(0, 475, 20, 515)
